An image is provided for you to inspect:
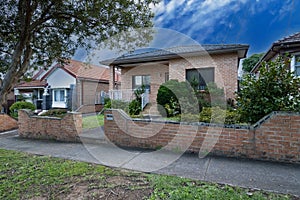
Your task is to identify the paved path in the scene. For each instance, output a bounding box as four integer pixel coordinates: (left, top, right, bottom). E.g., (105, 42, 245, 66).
(0, 129, 299, 197)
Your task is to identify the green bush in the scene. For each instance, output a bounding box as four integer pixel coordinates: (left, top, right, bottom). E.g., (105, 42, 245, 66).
(237, 56, 300, 123)
(39, 109, 67, 118)
(199, 107, 241, 124)
(129, 99, 141, 115)
(104, 99, 130, 113)
(9, 101, 36, 118)
(195, 82, 227, 109)
(156, 80, 199, 117)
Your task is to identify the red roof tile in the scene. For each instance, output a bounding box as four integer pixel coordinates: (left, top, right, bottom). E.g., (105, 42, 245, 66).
(43, 60, 110, 82)
(16, 80, 47, 88)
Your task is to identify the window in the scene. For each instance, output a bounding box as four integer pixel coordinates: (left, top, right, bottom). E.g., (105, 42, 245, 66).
(186, 68, 214, 90)
(53, 89, 65, 102)
(295, 55, 300, 76)
(132, 75, 151, 91)
(165, 72, 169, 82)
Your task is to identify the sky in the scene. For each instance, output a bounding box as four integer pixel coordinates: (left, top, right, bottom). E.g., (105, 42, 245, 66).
(150, 0, 300, 55)
(74, 0, 300, 62)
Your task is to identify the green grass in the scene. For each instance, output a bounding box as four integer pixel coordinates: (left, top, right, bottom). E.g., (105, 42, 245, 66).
(0, 149, 293, 200)
(82, 114, 104, 130)
(147, 175, 290, 200)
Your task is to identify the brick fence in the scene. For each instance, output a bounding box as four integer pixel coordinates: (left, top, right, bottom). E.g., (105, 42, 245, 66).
(18, 109, 82, 142)
(0, 113, 18, 132)
(76, 104, 104, 114)
(104, 109, 300, 164)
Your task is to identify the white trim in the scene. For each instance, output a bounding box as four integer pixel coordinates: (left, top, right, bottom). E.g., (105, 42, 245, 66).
(291, 56, 295, 72)
(52, 88, 67, 108)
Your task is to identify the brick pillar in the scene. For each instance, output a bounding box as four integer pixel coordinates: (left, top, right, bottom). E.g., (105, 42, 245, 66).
(109, 65, 115, 90)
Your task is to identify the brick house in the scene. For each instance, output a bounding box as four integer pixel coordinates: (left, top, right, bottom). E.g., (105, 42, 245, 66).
(102, 44, 249, 104)
(15, 60, 113, 113)
(251, 32, 300, 76)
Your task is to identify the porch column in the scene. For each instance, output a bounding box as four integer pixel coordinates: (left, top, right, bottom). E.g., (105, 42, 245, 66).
(109, 65, 115, 90)
(42, 86, 50, 110)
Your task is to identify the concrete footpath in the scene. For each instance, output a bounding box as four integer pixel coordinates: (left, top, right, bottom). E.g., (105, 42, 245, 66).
(0, 129, 299, 197)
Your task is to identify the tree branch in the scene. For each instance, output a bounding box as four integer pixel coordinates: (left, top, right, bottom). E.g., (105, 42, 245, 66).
(0, 50, 12, 56)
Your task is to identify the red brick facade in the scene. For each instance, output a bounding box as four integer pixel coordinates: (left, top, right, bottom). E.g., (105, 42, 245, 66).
(0, 114, 18, 132)
(110, 52, 240, 102)
(104, 110, 300, 163)
(18, 109, 82, 142)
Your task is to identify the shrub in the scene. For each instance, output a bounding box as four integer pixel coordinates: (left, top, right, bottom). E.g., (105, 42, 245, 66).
(111, 100, 130, 113)
(199, 107, 241, 124)
(195, 82, 227, 109)
(39, 109, 67, 118)
(237, 56, 300, 123)
(129, 99, 141, 115)
(9, 101, 36, 118)
(157, 80, 199, 117)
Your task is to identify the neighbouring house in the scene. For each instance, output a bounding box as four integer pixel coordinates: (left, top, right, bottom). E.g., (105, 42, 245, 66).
(251, 32, 300, 76)
(14, 60, 115, 113)
(102, 44, 249, 107)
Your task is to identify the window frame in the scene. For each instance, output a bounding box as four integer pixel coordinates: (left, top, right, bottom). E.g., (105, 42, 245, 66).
(132, 75, 151, 91)
(53, 89, 66, 102)
(294, 55, 300, 76)
(186, 67, 215, 90)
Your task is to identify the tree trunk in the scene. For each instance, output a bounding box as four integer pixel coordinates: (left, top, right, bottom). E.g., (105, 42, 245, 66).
(0, 0, 34, 112)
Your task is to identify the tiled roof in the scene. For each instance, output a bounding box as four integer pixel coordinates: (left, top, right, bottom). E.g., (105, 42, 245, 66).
(102, 44, 249, 65)
(43, 60, 110, 82)
(274, 32, 300, 44)
(16, 80, 47, 88)
(251, 32, 300, 73)
(63, 60, 110, 81)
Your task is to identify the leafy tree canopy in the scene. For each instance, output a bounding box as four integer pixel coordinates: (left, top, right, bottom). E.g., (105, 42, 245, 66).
(0, 0, 159, 111)
(237, 56, 300, 123)
(242, 53, 264, 72)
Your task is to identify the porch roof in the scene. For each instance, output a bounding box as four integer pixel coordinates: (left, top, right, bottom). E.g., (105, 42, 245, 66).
(41, 59, 110, 82)
(16, 80, 47, 89)
(101, 44, 249, 66)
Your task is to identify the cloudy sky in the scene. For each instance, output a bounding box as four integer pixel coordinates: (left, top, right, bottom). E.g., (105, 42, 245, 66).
(75, 0, 300, 62)
(150, 0, 300, 55)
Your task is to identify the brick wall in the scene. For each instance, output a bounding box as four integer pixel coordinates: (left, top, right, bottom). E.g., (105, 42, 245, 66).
(169, 53, 238, 100)
(0, 113, 18, 132)
(104, 110, 300, 163)
(121, 64, 169, 102)
(76, 79, 108, 107)
(18, 109, 82, 142)
(76, 104, 104, 114)
(117, 52, 238, 103)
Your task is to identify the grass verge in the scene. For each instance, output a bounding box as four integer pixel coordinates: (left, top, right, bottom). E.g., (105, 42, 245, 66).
(82, 114, 104, 130)
(0, 149, 293, 200)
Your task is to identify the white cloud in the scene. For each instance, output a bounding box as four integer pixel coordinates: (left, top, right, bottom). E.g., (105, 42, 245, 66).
(151, 0, 293, 43)
(152, 0, 249, 42)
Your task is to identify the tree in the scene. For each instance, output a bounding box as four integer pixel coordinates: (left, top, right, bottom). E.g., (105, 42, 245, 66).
(237, 56, 300, 123)
(0, 0, 159, 111)
(242, 53, 264, 72)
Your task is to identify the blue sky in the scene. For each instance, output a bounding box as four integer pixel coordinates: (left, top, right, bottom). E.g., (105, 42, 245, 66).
(75, 0, 300, 62)
(150, 0, 300, 55)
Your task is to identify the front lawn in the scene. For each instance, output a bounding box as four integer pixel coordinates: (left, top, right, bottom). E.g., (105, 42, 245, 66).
(82, 114, 104, 130)
(0, 149, 292, 200)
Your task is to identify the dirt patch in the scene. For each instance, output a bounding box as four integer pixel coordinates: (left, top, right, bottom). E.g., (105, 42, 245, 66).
(47, 175, 152, 200)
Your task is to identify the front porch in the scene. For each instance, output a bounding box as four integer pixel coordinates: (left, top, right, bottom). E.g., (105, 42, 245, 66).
(108, 89, 150, 110)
